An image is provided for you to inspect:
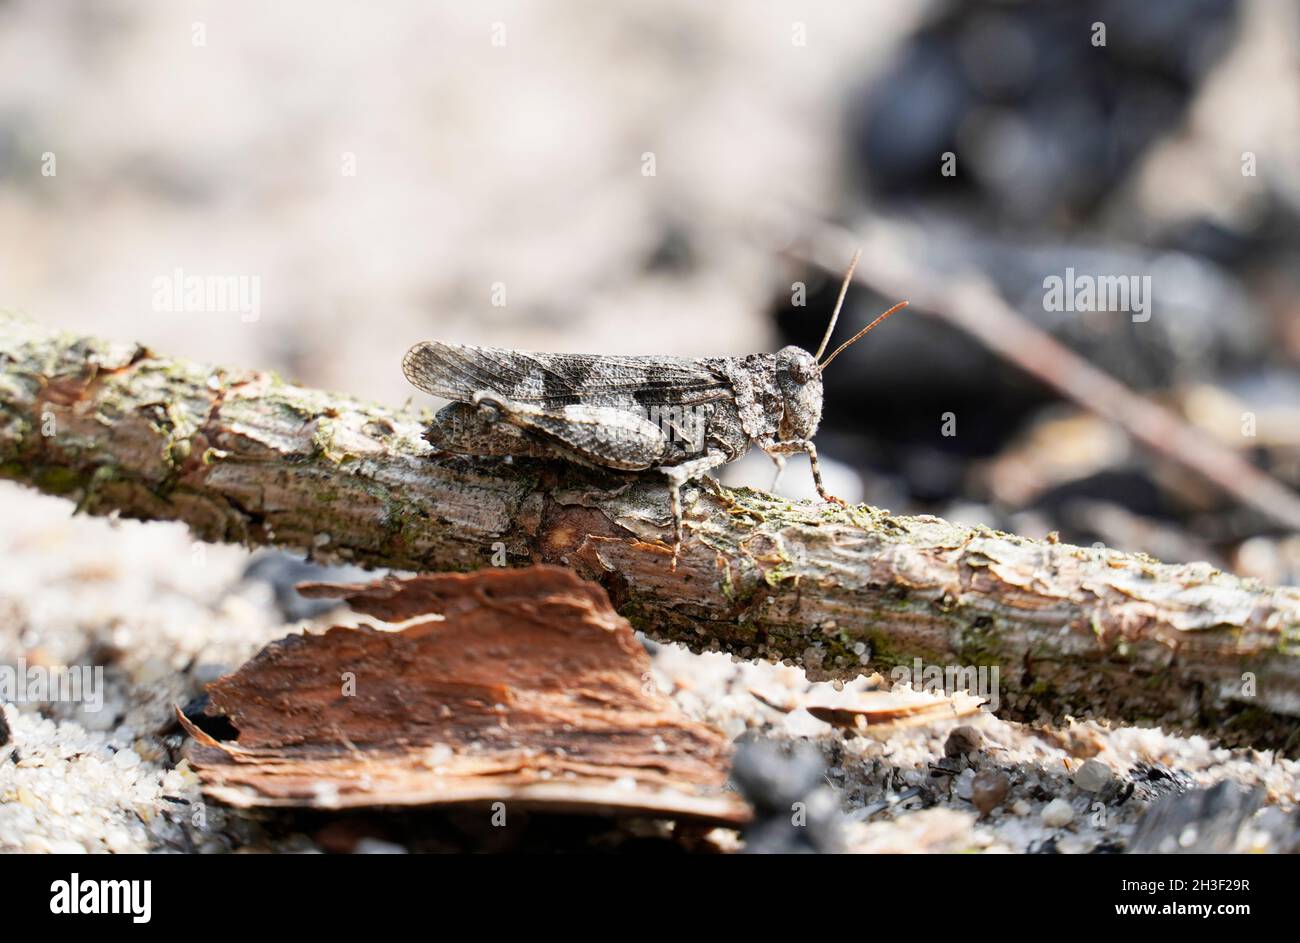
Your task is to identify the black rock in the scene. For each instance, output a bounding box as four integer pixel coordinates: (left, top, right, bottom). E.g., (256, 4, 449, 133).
(1128, 782, 1264, 853)
(730, 735, 843, 854)
(847, 0, 1240, 223)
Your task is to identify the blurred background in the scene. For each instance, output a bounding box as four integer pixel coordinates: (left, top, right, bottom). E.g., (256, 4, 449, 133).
(3, 0, 1300, 583)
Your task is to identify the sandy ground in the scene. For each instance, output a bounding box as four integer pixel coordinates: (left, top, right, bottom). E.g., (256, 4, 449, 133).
(2, 482, 1296, 854)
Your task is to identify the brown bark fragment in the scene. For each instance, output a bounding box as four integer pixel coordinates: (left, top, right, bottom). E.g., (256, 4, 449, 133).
(181, 565, 749, 824)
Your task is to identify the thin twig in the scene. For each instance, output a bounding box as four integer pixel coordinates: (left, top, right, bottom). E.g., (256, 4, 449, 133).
(790, 218, 1300, 534)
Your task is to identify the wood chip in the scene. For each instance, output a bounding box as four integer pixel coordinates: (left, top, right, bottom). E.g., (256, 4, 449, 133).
(180, 565, 749, 824)
(805, 688, 984, 735)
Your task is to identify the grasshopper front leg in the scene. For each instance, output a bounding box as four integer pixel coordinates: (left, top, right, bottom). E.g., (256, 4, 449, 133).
(802, 440, 847, 506)
(765, 440, 847, 506)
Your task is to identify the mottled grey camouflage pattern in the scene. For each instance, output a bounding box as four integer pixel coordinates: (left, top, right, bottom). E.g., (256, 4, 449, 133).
(402, 340, 837, 560)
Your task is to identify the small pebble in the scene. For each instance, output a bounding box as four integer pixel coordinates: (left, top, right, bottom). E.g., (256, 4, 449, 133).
(1056, 835, 1087, 855)
(944, 726, 981, 759)
(112, 748, 141, 770)
(134, 739, 166, 763)
(1073, 759, 1114, 793)
(970, 770, 1011, 816)
(130, 658, 170, 686)
(1042, 798, 1074, 828)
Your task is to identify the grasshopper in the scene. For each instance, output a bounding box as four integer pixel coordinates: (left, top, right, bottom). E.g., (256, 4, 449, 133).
(403, 252, 906, 563)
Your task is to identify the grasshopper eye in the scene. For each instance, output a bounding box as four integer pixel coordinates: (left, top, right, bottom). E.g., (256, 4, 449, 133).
(776, 346, 817, 385)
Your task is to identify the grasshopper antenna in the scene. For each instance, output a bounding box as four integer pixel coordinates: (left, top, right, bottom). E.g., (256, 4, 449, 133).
(818, 300, 909, 372)
(812, 249, 863, 361)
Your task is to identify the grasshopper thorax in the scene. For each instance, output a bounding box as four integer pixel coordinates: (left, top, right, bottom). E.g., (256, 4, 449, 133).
(774, 345, 823, 443)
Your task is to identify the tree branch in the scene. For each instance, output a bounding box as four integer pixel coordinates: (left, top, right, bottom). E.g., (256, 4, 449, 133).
(3, 311, 1299, 748)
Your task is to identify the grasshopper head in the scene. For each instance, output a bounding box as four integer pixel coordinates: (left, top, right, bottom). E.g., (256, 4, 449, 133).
(775, 345, 823, 442)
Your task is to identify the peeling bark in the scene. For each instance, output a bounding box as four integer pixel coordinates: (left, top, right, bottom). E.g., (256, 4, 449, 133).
(3, 312, 1300, 748)
(182, 566, 746, 822)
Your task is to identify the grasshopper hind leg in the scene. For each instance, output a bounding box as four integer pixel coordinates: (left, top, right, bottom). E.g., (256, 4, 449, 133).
(423, 401, 561, 459)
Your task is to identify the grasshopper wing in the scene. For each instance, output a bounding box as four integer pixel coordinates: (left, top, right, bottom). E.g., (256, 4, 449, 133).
(403, 341, 731, 409)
